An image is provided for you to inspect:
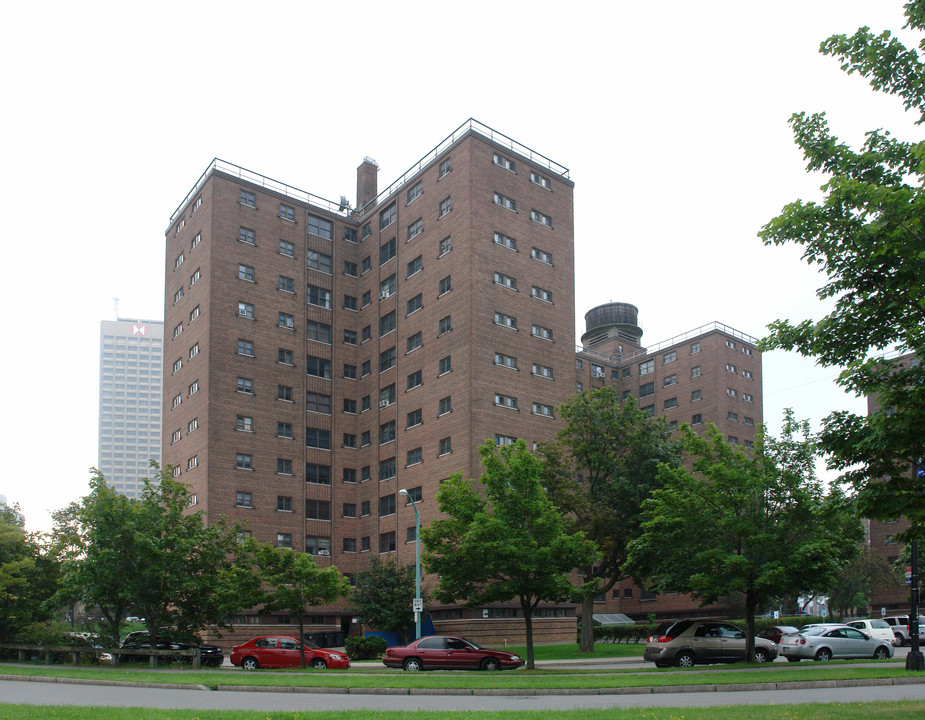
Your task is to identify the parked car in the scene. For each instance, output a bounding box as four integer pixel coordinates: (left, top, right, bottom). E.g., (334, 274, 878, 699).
(847, 619, 900, 646)
(120, 630, 223, 666)
(882, 615, 925, 646)
(778, 624, 894, 661)
(756, 625, 799, 644)
(382, 636, 524, 671)
(65, 632, 113, 664)
(230, 636, 349, 670)
(644, 620, 778, 667)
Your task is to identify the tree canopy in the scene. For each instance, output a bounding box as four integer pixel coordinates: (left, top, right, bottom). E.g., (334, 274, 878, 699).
(626, 414, 862, 661)
(759, 0, 925, 538)
(422, 439, 597, 669)
(350, 556, 418, 644)
(543, 388, 680, 652)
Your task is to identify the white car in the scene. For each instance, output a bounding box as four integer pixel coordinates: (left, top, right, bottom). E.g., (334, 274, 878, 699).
(847, 619, 901, 646)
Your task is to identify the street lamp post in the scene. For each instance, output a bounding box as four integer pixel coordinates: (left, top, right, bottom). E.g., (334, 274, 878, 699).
(399, 488, 422, 640)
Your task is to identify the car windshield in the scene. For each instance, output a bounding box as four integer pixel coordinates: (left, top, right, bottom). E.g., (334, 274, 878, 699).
(303, 640, 319, 649)
(460, 638, 482, 650)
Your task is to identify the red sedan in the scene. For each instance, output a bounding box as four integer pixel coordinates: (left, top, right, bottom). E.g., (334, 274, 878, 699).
(230, 636, 350, 670)
(382, 635, 524, 671)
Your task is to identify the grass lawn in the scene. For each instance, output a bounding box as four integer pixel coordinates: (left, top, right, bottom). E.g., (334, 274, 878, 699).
(505, 643, 644, 660)
(1, 701, 924, 720)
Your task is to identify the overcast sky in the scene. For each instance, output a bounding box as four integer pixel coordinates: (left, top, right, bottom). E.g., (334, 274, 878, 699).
(2, 1, 918, 531)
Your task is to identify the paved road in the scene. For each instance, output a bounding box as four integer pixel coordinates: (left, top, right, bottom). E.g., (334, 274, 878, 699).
(3, 678, 925, 712)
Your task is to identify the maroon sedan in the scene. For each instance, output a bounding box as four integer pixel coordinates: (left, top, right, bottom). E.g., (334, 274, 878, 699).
(382, 635, 524, 671)
(756, 625, 799, 644)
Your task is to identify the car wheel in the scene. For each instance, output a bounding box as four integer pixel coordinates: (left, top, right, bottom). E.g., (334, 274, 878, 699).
(403, 657, 423, 672)
(899, 635, 909, 647)
(675, 651, 695, 668)
(786, 657, 801, 663)
(481, 658, 500, 671)
(753, 649, 769, 663)
(874, 646, 890, 660)
(814, 648, 832, 662)
(242, 657, 259, 670)
(310, 658, 327, 670)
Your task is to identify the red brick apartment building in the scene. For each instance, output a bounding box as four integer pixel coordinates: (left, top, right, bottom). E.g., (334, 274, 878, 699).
(162, 120, 762, 642)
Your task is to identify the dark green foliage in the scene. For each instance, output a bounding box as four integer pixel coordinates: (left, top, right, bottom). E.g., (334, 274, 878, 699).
(759, 1, 925, 539)
(344, 634, 387, 660)
(349, 557, 418, 644)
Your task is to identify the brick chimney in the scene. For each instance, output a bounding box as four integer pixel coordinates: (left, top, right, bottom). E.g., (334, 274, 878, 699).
(357, 157, 379, 210)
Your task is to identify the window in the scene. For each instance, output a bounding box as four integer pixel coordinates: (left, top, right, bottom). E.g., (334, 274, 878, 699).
(240, 189, 256, 207)
(380, 347, 396, 372)
(531, 286, 552, 302)
(237, 301, 254, 319)
(439, 236, 452, 256)
(343, 433, 357, 448)
(306, 392, 331, 414)
(530, 171, 551, 189)
(495, 353, 517, 369)
(407, 181, 423, 203)
(172, 288, 184, 306)
(407, 331, 423, 353)
(379, 203, 396, 230)
(407, 293, 423, 315)
(361, 360, 371, 376)
(189, 342, 199, 360)
(691, 342, 701, 354)
(639, 360, 654, 375)
(378, 493, 397, 518)
(728, 436, 739, 445)
(305, 500, 331, 520)
(172, 322, 184, 339)
(172, 358, 182, 374)
(278, 348, 294, 365)
(728, 411, 739, 422)
(189, 268, 201, 286)
(279, 312, 294, 329)
(238, 227, 255, 245)
(343, 294, 357, 311)
(343, 261, 358, 279)
(495, 393, 517, 409)
(236, 377, 253, 393)
(439, 157, 452, 177)
(171, 428, 182, 444)
(379, 421, 396, 444)
(404, 486, 423, 504)
(278, 385, 293, 402)
(406, 408, 422, 428)
(237, 339, 254, 357)
(744, 416, 755, 426)
(531, 324, 552, 340)
(727, 387, 738, 398)
(236, 454, 252, 470)
(175, 252, 185, 270)
(305, 356, 331, 379)
(190, 232, 201, 249)
(439, 437, 452, 455)
(407, 218, 423, 240)
(343, 329, 357, 345)
(188, 306, 200, 324)
(188, 417, 199, 433)
(236, 415, 253, 432)
(343, 363, 357, 379)
(279, 275, 294, 293)
(305, 463, 331, 484)
(639, 382, 654, 397)
(379, 531, 396, 554)
(493, 152, 516, 171)
(691, 413, 703, 425)
(306, 320, 332, 344)
(743, 393, 755, 403)
(439, 396, 452, 415)
(186, 456, 198, 470)
(532, 363, 553, 379)
(663, 351, 677, 364)
(236, 491, 253, 507)
(495, 312, 517, 329)
(307, 215, 333, 239)
(379, 237, 396, 265)
(343, 468, 357, 483)
(277, 458, 292, 475)
(530, 210, 552, 227)
(494, 272, 517, 290)
(380, 309, 396, 336)
(406, 526, 418, 543)
(742, 346, 754, 356)
(743, 369, 754, 379)
(361, 255, 371, 273)
(691, 366, 702, 378)
(305, 427, 331, 450)
(726, 363, 737, 373)
(362, 290, 371, 307)
(279, 240, 294, 257)
(307, 285, 332, 309)
(343, 502, 357, 518)
(493, 231, 516, 250)
(496, 434, 516, 446)
(725, 339, 737, 350)
(439, 196, 452, 217)
(438, 275, 452, 295)
(531, 247, 552, 264)
(493, 192, 515, 211)
(379, 384, 396, 407)
(439, 355, 452, 375)
(664, 397, 678, 409)
(691, 389, 702, 402)
(306, 536, 331, 555)
(407, 369, 423, 390)
(379, 457, 396, 480)
(343, 397, 358, 414)
(407, 255, 423, 277)
(532, 402, 554, 417)
(664, 374, 678, 387)
(307, 250, 333, 274)
(439, 315, 452, 335)
(277, 496, 293, 511)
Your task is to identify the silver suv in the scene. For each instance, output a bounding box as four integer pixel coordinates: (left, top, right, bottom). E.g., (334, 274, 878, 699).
(882, 616, 925, 646)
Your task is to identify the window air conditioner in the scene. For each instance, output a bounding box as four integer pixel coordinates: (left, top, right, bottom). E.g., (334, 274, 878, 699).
(317, 549, 330, 556)
(379, 290, 390, 300)
(379, 399, 390, 408)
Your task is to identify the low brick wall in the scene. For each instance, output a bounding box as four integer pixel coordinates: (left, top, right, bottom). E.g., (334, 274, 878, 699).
(433, 617, 576, 646)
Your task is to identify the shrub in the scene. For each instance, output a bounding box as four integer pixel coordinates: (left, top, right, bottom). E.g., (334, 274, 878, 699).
(344, 634, 388, 660)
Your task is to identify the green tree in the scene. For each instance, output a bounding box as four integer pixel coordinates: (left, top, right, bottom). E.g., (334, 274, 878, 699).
(827, 545, 904, 619)
(256, 543, 351, 668)
(350, 556, 418, 643)
(422, 439, 597, 669)
(0, 505, 58, 642)
(626, 414, 862, 662)
(544, 388, 681, 652)
(759, 1, 925, 538)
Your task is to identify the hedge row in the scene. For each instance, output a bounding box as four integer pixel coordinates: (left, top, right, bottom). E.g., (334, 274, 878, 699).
(344, 635, 388, 660)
